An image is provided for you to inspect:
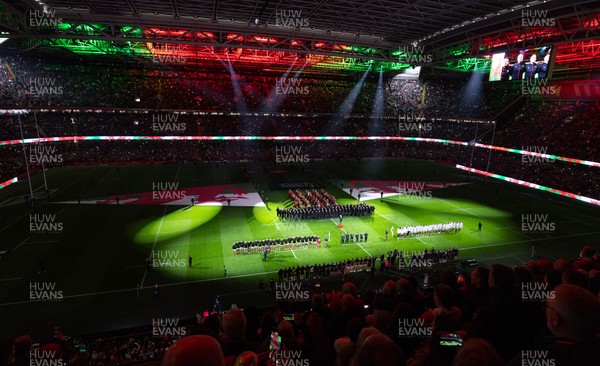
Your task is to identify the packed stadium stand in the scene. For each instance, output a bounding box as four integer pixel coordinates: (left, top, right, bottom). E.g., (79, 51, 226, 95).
(0, 0, 599, 365)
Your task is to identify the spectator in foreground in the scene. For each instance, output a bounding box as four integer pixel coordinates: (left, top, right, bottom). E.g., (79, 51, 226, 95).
(162, 335, 225, 366)
(508, 284, 600, 366)
(573, 246, 600, 272)
(419, 284, 462, 327)
(452, 338, 505, 366)
(354, 333, 405, 366)
(9, 336, 32, 366)
(462, 267, 490, 322)
(232, 351, 258, 366)
(221, 309, 257, 358)
(0, 339, 14, 366)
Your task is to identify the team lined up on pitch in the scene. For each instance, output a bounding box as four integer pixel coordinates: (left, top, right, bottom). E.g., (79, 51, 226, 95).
(276, 203, 375, 221)
(232, 235, 321, 255)
(387, 221, 464, 239)
(288, 188, 337, 207)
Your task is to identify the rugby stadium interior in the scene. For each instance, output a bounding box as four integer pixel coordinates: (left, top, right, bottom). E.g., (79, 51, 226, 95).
(0, 0, 600, 365)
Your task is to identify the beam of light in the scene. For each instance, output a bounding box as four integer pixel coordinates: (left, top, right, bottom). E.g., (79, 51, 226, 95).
(1, 135, 599, 168)
(331, 65, 371, 125)
(133, 205, 222, 244)
(456, 164, 600, 206)
(0, 177, 18, 189)
(459, 69, 485, 116)
(225, 54, 249, 118)
(370, 68, 385, 135)
(260, 59, 297, 113)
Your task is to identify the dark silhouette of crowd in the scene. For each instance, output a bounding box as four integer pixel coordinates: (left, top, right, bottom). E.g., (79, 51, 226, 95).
(3, 245, 598, 366)
(1, 52, 599, 200)
(277, 256, 375, 282)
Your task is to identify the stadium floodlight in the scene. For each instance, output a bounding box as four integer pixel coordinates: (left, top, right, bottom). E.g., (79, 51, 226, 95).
(370, 68, 385, 134)
(225, 55, 250, 126)
(260, 60, 298, 113)
(331, 65, 371, 125)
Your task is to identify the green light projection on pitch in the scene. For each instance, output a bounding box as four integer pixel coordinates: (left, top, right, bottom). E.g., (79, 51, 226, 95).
(253, 202, 285, 224)
(134, 205, 222, 244)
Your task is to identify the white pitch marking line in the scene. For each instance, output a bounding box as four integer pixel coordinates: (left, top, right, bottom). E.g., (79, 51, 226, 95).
(56, 206, 68, 216)
(460, 230, 600, 251)
(12, 237, 31, 252)
(140, 165, 181, 287)
(356, 242, 372, 257)
(139, 206, 168, 288)
(330, 218, 347, 233)
(495, 225, 520, 230)
(21, 240, 59, 246)
(512, 255, 526, 264)
(415, 236, 428, 247)
(0, 211, 34, 233)
(330, 218, 370, 256)
(478, 255, 515, 261)
(0, 277, 22, 282)
(506, 228, 533, 240)
(437, 197, 482, 218)
(0, 270, 280, 306)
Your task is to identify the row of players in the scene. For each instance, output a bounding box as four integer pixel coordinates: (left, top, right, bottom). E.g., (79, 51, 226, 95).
(341, 232, 369, 244)
(276, 203, 375, 221)
(231, 235, 321, 255)
(386, 221, 463, 239)
(232, 222, 462, 255)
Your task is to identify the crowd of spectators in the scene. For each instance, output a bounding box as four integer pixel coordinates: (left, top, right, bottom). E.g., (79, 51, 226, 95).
(2, 52, 600, 199)
(0, 330, 177, 366)
(469, 147, 600, 199)
(2, 136, 599, 200)
(0, 54, 377, 113)
(2, 245, 598, 366)
(495, 100, 600, 161)
(277, 257, 375, 282)
(1, 54, 515, 118)
(401, 248, 460, 267)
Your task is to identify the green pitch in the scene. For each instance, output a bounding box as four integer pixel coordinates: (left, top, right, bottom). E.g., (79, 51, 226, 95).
(0, 160, 598, 338)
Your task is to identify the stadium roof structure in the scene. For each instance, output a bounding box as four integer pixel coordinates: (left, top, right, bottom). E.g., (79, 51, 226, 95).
(0, 0, 599, 73)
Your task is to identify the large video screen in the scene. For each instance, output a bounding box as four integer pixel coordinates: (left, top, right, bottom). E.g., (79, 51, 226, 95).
(488, 46, 553, 82)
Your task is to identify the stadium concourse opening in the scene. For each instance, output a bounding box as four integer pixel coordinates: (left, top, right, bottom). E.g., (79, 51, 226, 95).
(1, 0, 600, 365)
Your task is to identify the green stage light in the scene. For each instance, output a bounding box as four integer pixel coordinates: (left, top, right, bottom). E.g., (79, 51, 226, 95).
(133, 205, 222, 244)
